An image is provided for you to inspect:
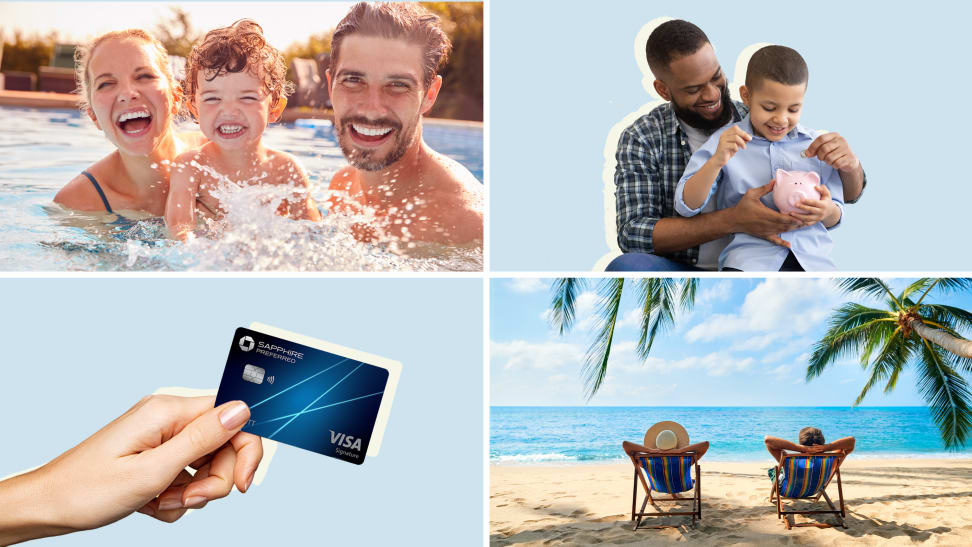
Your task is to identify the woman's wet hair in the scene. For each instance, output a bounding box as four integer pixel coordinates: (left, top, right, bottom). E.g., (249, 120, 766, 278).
(330, 2, 452, 89)
(74, 29, 178, 115)
(184, 19, 294, 109)
(798, 427, 826, 446)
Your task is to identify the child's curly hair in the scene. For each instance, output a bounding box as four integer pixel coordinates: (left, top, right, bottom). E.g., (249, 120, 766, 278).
(184, 19, 294, 109)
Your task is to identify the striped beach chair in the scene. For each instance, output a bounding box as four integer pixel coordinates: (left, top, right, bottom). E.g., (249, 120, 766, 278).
(628, 451, 702, 528)
(770, 450, 847, 529)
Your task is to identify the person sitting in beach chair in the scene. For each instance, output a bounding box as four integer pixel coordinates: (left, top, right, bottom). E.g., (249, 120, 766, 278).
(764, 428, 855, 529)
(622, 421, 709, 529)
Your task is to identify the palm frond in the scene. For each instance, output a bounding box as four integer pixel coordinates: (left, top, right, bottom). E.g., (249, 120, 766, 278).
(582, 278, 625, 399)
(921, 304, 972, 334)
(837, 278, 900, 306)
(807, 303, 895, 380)
(549, 278, 585, 336)
(852, 328, 910, 405)
(679, 278, 698, 311)
(915, 339, 972, 449)
(634, 278, 682, 362)
(901, 278, 936, 303)
(858, 319, 899, 367)
(928, 278, 972, 294)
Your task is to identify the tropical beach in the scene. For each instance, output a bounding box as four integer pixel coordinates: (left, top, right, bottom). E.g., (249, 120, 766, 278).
(491, 458, 972, 545)
(491, 278, 972, 544)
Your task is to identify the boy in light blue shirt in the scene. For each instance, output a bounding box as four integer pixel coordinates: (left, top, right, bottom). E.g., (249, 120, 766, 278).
(674, 45, 849, 271)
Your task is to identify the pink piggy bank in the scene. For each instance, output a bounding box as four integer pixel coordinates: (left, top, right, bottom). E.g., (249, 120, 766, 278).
(773, 169, 820, 215)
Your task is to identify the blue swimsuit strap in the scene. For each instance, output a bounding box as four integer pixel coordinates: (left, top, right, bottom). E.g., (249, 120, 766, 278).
(80, 170, 114, 213)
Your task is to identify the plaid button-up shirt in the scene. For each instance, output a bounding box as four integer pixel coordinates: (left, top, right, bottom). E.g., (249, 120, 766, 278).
(614, 101, 747, 265)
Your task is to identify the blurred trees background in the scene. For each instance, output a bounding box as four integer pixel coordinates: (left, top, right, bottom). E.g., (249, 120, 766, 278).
(279, 2, 483, 121)
(1, 2, 483, 121)
(0, 30, 57, 77)
(152, 7, 202, 59)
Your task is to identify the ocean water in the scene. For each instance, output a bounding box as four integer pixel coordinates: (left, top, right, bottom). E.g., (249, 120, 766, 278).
(0, 106, 483, 271)
(490, 407, 972, 463)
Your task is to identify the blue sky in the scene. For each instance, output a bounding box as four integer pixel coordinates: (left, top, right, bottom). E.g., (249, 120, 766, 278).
(490, 278, 972, 407)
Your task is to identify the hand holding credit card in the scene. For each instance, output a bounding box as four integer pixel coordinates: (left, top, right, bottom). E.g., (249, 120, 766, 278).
(215, 323, 401, 464)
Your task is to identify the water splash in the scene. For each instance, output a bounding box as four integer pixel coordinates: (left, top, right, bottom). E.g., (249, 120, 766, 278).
(120, 165, 482, 272)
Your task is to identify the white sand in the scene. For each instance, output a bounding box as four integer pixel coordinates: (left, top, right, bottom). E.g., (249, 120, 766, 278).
(490, 459, 972, 545)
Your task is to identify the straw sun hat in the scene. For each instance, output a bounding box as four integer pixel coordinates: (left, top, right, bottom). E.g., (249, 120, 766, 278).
(643, 421, 690, 450)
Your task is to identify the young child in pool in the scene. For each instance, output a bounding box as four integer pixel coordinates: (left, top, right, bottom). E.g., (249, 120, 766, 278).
(674, 45, 858, 272)
(165, 19, 321, 241)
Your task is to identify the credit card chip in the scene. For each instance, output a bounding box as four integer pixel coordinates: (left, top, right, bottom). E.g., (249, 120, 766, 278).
(242, 364, 265, 384)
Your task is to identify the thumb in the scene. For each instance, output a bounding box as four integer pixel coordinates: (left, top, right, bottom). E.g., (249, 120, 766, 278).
(143, 401, 250, 478)
(753, 179, 776, 198)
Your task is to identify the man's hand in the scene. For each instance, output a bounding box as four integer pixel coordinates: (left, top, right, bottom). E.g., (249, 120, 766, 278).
(712, 126, 752, 167)
(728, 180, 802, 247)
(804, 132, 860, 173)
(790, 184, 840, 227)
(805, 444, 827, 454)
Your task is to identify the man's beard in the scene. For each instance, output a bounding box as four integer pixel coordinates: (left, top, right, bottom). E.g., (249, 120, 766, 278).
(336, 115, 418, 172)
(672, 84, 733, 132)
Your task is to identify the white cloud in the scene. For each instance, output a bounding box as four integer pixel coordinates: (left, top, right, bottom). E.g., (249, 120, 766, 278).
(760, 341, 812, 365)
(617, 307, 643, 329)
(490, 340, 584, 371)
(507, 278, 548, 293)
(630, 351, 755, 377)
(730, 332, 784, 352)
(685, 279, 842, 342)
(572, 291, 601, 331)
(697, 279, 733, 305)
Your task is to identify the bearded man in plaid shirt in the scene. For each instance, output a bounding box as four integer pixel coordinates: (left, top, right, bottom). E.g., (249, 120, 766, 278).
(609, 20, 865, 271)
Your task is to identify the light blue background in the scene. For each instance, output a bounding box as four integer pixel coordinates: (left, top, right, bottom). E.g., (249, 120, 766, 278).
(0, 278, 482, 545)
(490, 0, 972, 271)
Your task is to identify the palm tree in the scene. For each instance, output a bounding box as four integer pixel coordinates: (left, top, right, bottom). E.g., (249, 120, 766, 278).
(807, 278, 972, 448)
(550, 278, 697, 399)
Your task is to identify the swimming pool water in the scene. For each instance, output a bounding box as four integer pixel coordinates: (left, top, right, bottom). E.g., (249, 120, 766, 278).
(0, 106, 483, 271)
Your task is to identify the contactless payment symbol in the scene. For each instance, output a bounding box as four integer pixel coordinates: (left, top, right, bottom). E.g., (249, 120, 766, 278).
(239, 336, 255, 352)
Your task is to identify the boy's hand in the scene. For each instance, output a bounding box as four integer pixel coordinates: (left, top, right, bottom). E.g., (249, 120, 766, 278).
(790, 184, 839, 227)
(712, 126, 752, 167)
(729, 180, 801, 248)
(804, 132, 860, 172)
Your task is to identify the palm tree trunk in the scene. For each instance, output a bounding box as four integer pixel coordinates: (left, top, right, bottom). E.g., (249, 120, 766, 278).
(908, 318, 972, 357)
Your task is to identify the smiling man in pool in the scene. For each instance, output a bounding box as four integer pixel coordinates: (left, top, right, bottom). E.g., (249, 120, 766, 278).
(325, 2, 483, 246)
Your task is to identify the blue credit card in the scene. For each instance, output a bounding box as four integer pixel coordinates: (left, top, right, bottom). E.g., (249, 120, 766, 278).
(215, 327, 392, 464)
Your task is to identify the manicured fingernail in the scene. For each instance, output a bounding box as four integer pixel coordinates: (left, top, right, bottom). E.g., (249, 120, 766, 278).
(184, 496, 206, 507)
(219, 401, 249, 430)
(158, 498, 183, 511)
(245, 473, 254, 493)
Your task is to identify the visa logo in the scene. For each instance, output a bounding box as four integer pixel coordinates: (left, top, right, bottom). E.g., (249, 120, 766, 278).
(330, 430, 362, 451)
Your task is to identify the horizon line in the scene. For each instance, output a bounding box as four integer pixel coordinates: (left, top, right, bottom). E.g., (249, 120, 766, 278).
(490, 404, 928, 408)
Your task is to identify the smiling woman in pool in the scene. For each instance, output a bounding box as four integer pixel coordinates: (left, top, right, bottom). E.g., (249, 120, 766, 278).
(54, 29, 203, 216)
